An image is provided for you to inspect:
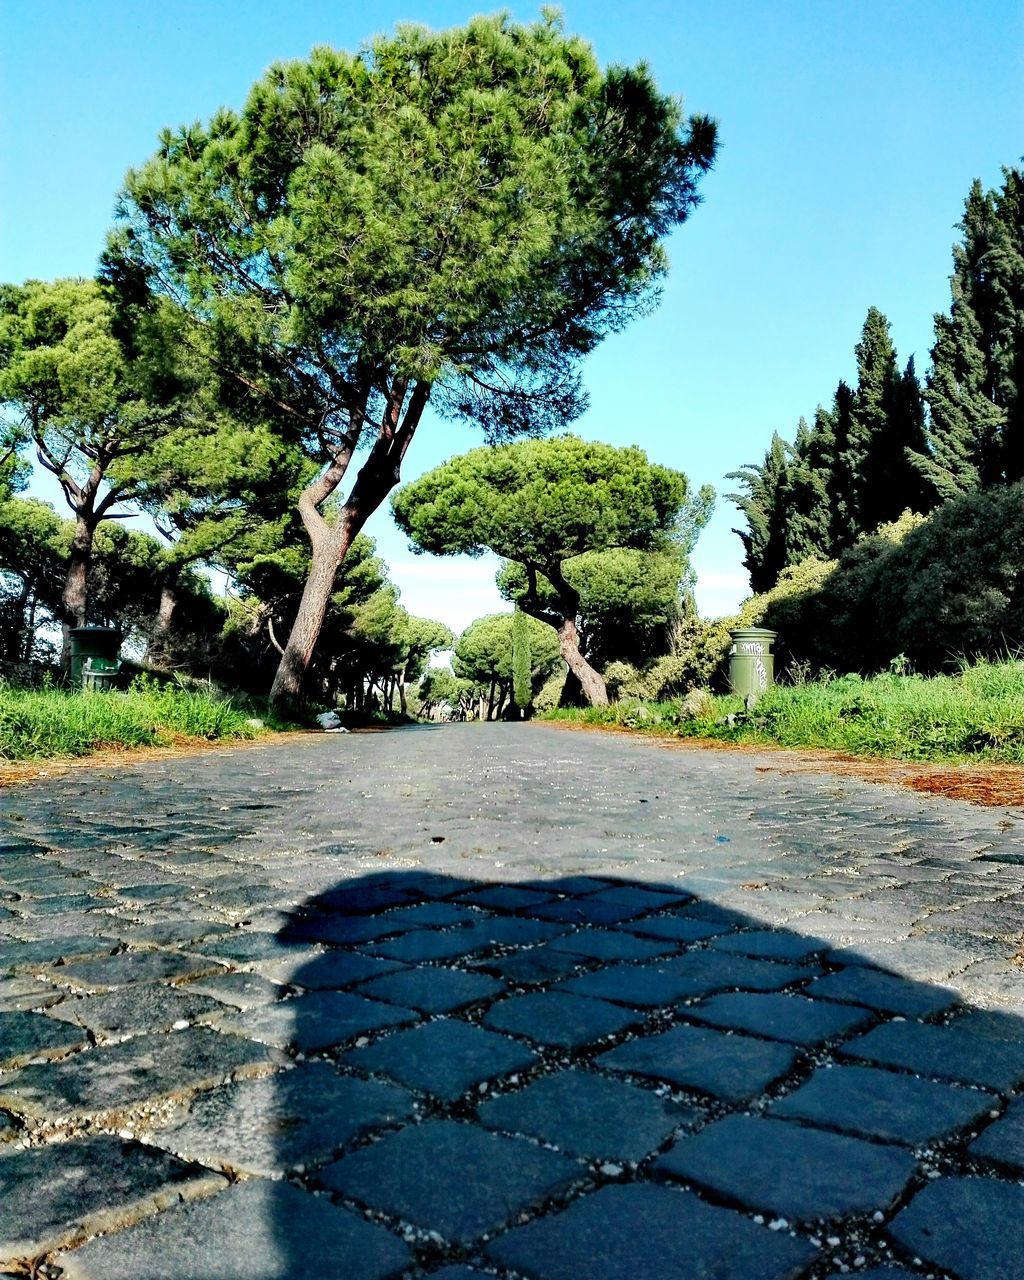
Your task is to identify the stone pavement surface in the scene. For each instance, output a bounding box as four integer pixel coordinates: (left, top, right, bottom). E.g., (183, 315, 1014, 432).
(1, 725, 1023, 1280)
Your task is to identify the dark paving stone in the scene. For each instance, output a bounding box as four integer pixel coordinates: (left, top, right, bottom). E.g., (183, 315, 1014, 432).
(0, 975, 63, 1013)
(195, 932, 310, 967)
(0, 936, 115, 974)
(970, 1097, 1024, 1170)
(0, 1010, 89, 1069)
(889, 1175, 1024, 1280)
(114, 919, 232, 947)
(184, 970, 285, 1009)
(56, 1177, 411, 1280)
(356, 965, 502, 1014)
(467, 916, 567, 947)
(114, 882, 194, 902)
(289, 951, 406, 989)
(772, 1063, 997, 1145)
(844, 1017, 1024, 1090)
(0, 1027, 275, 1121)
(313, 883, 412, 913)
(475, 944, 583, 985)
(320, 1118, 580, 1244)
(805, 966, 958, 1018)
(487, 1182, 816, 1280)
(559, 962, 707, 1008)
(152, 1061, 415, 1176)
(340, 1018, 536, 1101)
(0, 1135, 224, 1263)
(657, 1113, 916, 1221)
(623, 915, 734, 944)
(824, 1270, 913, 1279)
(212, 990, 415, 1051)
(549, 929, 675, 962)
(589, 885, 690, 911)
(686, 992, 873, 1046)
(368, 929, 487, 963)
(427, 1268, 490, 1280)
(484, 990, 641, 1049)
(45, 985, 225, 1038)
(12, 893, 108, 916)
(528, 898, 642, 926)
(709, 929, 825, 962)
(55, 949, 221, 990)
(459, 885, 556, 911)
(374, 901, 482, 931)
(597, 1023, 796, 1102)
(478, 1068, 696, 1161)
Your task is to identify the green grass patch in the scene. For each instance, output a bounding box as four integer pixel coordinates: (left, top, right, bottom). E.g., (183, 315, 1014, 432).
(0, 678, 266, 762)
(546, 659, 1024, 764)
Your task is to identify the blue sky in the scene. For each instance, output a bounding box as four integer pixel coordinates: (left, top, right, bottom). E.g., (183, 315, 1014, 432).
(3, 1, 1022, 633)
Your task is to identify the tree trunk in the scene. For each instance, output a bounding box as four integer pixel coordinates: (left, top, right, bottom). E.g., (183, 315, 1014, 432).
(270, 532, 346, 707)
(486, 676, 497, 721)
(59, 514, 96, 672)
(398, 681, 408, 717)
(23, 592, 37, 663)
(557, 615, 608, 706)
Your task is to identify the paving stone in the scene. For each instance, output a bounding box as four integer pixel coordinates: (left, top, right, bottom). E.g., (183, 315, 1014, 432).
(376, 901, 482, 930)
(548, 929, 675, 962)
(597, 1023, 796, 1101)
(318, 1119, 581, 1244)
(889, 1175, 1024, 1280)
(559, 962, 709, 1008)
(657, 1113, 916, 1221)
(709, 929, 825, 962)
(970, 1096, 1024, 1170)
(478, 1068, 696, 1160)
(55, 1177, 411, 1280)
(686, 992, 873, 1046)
(113, 919, 233, 947)
(45, 985, 225, 1038)
(824, 1270, 913, 1279)
(55, 949, 222, 991)
(0, 1135, 225, 1263)
(426, 1268, 490, 1280)
(771, 1063, 997, 1145)
(843, 1016, 1024, 1090)
(356, 965, 502, 1014)
(194, 931, 311, 967)
(528, 898, 642, 926)
(0, 975, 63, 1012)
(0, 1027, 276, 1121)
(211, 989, 415, 1051)
(288, 951, 406, 989)
(151, 1060, 414, 1175)
(340, 1018, 535, 1101)
(484, 990, 642, 1049)
(368, 928, 488, 963)
(184, 970, 286, 1009)
(487, 1182, 816, 1280)
(804, 966, 959, 1018)
(0, 1010, 88, 1068)
(474, 944, 584, 985)
(623, 915, 734, 944)
(0, 936, 115, 974)
(459, 885, 556, 911)
(590, 885, 691, 910)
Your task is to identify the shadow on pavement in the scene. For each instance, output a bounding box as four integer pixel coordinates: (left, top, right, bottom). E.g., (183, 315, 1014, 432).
(33, 866, 1024, 1280)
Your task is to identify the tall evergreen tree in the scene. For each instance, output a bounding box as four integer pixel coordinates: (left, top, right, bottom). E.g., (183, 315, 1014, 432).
(784, 415, 834, 564)
(853, 308, 931, 531)
(915, 169, 1024, 497)
(727, 432, 791, 593)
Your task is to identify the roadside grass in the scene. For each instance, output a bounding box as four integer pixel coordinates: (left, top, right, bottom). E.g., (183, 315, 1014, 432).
(546, 660, 1024, 764)
(0, 679, 268, 762)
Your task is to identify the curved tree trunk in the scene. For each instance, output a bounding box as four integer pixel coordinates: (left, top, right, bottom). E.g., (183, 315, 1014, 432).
(557, 615, 608, 706)
(270, 535, 343, 707)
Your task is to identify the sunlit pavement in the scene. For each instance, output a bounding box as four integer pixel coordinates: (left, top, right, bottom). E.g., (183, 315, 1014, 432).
(2, 725, 1023, 1279)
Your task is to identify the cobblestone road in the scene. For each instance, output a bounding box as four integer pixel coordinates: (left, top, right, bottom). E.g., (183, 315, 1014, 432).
(2, 724, 1024, 1279)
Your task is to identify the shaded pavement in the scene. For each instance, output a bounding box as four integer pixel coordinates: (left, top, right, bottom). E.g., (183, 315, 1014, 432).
(2, 725, 1024, 1279)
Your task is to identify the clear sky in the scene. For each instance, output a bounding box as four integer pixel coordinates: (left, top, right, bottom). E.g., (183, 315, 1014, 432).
(3, 0, 1022, 634)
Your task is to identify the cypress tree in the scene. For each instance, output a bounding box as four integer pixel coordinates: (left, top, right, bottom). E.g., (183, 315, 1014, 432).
(784, 416, 833, 563)
(853, 309, 932, 530)
(511, 606, 532, 715)
(826, 380, 861, 551)
(916, 170, 1024, 497)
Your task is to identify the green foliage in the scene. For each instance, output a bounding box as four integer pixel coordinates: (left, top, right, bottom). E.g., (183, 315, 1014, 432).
(0, 679, 261, 761)
(549, 659, 1024, 765)
(511, 607, 532, 711)
(112, 13, 716, 696)
(454, 612, 560, 687)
